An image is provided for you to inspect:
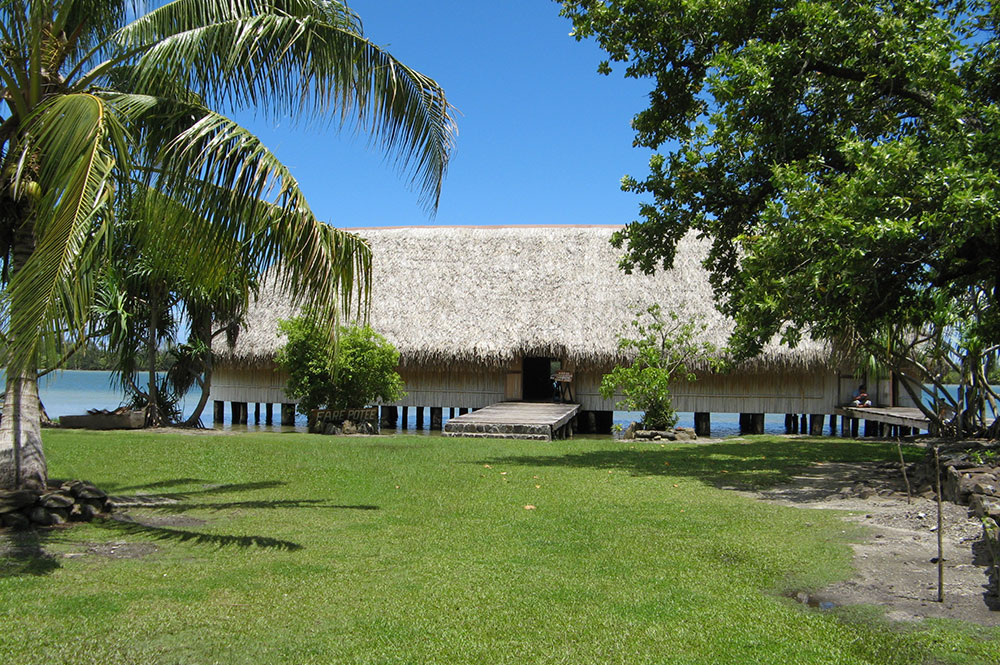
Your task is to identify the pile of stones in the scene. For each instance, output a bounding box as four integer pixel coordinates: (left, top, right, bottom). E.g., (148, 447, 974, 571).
(0, 480, 113, 530)
(623, 425, 698, 442)
(924, 443, 1000, 590)
(310, 418, 378, 436)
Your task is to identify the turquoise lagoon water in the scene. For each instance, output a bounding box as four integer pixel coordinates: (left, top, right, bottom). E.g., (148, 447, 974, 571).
(31, 370, 993, 438)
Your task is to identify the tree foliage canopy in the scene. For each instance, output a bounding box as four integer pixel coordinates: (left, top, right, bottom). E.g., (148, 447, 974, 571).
(561, 0, 1000, 433)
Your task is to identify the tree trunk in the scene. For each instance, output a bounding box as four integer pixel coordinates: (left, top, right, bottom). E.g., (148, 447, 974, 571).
(182, 308, 214, 427)
(0, 368, 47, 490)
(0, 208, 47, 489)
(147, 283, 160, 426)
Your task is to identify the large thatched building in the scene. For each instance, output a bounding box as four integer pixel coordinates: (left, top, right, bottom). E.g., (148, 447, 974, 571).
(211, 225, 861, 433)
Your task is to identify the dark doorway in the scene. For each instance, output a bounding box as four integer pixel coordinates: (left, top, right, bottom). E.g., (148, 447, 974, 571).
(523, 357, 559, 402)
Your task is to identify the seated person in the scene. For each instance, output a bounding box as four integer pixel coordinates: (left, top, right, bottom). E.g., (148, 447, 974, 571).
(852, 384, 872, 407)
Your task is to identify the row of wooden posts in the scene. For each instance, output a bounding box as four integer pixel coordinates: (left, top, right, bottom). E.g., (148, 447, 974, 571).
(212, 402, 922, 439)
(773, 413, 921, 438)
(214, 400, 297, 426)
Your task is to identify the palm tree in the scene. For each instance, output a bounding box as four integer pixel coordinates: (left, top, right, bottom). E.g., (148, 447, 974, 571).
(0, 0, 455, 489)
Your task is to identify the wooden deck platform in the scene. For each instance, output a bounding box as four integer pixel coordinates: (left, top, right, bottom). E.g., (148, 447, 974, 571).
(444, 402, 580, 441)
(833, 406, 931, 431)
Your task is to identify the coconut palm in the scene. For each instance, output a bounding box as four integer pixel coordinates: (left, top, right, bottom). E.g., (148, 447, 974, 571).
(0, 0, 455, 489)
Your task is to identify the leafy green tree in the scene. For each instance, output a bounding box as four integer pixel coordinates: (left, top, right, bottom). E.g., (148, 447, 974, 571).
(0, 0, 454, 489)
(560, 0, 1000, 435)
(600, 305, 721, 430)
(277, 316, 405, 414)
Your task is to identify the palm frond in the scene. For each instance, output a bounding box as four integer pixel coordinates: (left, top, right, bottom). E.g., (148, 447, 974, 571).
(113, 0, 454, 210)
(2, 93, 127, 374)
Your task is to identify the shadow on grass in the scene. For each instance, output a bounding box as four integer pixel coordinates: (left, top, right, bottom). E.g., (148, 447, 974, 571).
(109, 480, 288, 501)
(0, 530, 61, 578)
(482, 436, 922, 490)
(145, 499, 379, 513)
(104, 479, 380, 551)
(98, 516, 303, 551)
(98, 477, 211, 493)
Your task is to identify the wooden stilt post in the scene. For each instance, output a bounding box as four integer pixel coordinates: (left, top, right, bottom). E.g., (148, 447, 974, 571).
(214, 400, 224, 424)
(750, 413, 765, 435)
(851, 418, 860, 438)
(231, 402, 242, 424)
(829, 414, 837, 435)
(415, 407, 425, 430)
(694, 412, 711, 437)
(401, 406, 409, 429)
(739, 413, 750, 434)
(841, 415, 848, 437)
(265, 403, 273, 425)
(254, 403, 261, 424)
(449, 407, 455, 418)
(281, 403, 295, 426)
(784, 414, 795, 434)
(799, 414, 808, 433)
(430, 407, 443, 430)
(809, 414, 824, 436)
(459, 408, 468, 416)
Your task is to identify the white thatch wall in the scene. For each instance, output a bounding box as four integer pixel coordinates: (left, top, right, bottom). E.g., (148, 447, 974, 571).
(215, 225, 831, 370)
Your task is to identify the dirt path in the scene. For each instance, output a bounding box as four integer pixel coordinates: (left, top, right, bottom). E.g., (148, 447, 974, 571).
(736, 460, 999, 626)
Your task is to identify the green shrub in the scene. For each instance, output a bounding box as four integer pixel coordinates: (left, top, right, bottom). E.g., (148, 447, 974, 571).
(276, 315, 405, 414)
(600, 305, 723, 430)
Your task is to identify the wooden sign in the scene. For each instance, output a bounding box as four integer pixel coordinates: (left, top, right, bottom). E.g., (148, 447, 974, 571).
(554, 371, 573, 383)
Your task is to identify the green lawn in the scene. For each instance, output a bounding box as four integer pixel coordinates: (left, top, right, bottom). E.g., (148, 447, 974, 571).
(1, 430, 998, 664)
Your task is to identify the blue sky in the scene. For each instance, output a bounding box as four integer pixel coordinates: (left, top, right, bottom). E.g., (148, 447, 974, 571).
(235, 0, 654, 229)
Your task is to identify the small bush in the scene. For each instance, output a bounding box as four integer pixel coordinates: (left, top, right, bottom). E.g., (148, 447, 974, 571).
(277, 315, 404, 414)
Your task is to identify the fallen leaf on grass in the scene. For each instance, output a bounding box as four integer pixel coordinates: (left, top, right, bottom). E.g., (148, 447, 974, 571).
(524, 505, 536, 510)
(484, 464, 492, 469)
(500, 471, 508, 476)
(535, 485, 541, 488)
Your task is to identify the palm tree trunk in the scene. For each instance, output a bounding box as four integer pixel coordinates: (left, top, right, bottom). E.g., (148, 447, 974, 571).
(0, 218, 46, 490)
(0, 370, 47, 489)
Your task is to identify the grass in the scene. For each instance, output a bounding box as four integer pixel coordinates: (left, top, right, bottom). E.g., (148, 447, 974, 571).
(0, 430, 997, 664)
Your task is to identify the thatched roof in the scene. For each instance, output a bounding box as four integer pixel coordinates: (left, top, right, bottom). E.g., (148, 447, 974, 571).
(216, 225, 832, 369)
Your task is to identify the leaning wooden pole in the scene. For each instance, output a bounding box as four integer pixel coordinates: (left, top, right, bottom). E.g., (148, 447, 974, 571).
(897, 440, 911, 505)
(934, 445, 944, 603)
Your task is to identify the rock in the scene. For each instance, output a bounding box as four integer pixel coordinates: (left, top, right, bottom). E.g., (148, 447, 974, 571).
(674, 427, 697, 441)
(0, 489, 40, 513)
(623, 422, 638, 440)
(972, 480, 999, 497)
(970, 493, 1000, 519)
(49, 508, 69, 524)
(323, 423, 341, 435)
(1, 511, 31, 529)
(76, 484, 106, 500)
(943, 466, 962, 503)
(78, 503, 100, 521)
(39, 492, 74, 509)
(28, 506, 54, 525)
(342, 420, 358, 435)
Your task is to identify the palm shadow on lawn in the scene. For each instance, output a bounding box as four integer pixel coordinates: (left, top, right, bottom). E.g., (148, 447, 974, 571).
(481, 436, 920, 490)
(0, 529, 61, 578)
(2, 479, 380, 574)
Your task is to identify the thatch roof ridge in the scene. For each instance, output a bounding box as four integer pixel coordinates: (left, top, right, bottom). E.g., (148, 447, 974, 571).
(217, 225, 832, 369)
